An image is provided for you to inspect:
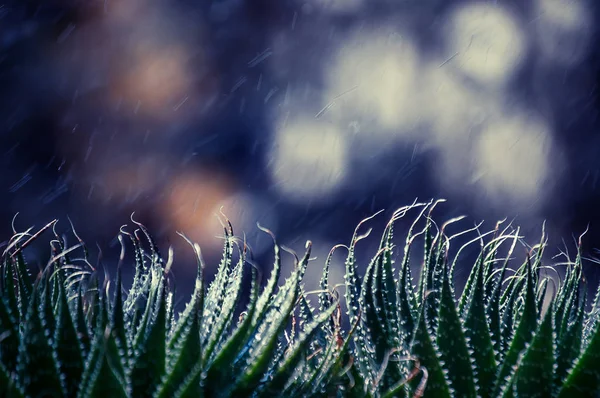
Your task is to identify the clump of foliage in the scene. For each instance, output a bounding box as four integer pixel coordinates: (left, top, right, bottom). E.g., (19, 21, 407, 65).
(1, 199, 600, 397)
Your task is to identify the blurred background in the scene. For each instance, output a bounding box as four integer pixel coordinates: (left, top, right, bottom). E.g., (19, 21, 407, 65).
(1, 0, 600, 298)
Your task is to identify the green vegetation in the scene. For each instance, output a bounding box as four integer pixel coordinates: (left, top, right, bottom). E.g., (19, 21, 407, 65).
(1, 199, 599, 397)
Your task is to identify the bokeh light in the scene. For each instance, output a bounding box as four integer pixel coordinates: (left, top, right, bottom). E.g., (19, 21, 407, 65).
(533, 0, 593, 66)
(66, 0, 211, 122)
(444, 3, 528, 87)
(472, 110, 556, 208)
(324, 28, 423, 136)
(162, 170, 234, 258)
(268, 117, 348, 203)
(421, 63, 501, 148)
(113, 45, 193, 118)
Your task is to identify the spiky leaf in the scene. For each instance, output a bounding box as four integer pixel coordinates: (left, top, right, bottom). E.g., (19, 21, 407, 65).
(410, 303, 451, 397)
(436, 261, 476, 397)
(514, 301, 554, 397)
(17, 286, 64, 397)
(493, 257, 538, 396)
(464, 249, 497, 398)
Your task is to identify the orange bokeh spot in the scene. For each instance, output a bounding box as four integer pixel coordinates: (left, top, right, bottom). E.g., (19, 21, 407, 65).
(162, 170, 234, 259)
(112, 45, 193, 118)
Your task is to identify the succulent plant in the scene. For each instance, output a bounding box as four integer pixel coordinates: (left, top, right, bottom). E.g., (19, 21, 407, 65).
(1, 199, 599, 397)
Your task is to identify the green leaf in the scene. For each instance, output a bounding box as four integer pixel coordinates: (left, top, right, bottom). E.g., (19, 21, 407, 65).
(13, 250, 33, 318)
(360, 246, 388, 367)
(201, 222, 235, 345)
(0, 361, 23, 398)
(250, 224, 283, 330)
(500, 378, 516, 398)
(297, 294, 315, 331)
(554, 293, 585, 391)
(558, 305, 600, 397)
(436, 258, 477, 397)
(585, 277, 600, 344)
(498, 275, 525, 358)
(397, 247, 416, 343)
(2, 257, 20, 326)
(130, 273, 167, 397)
(122, 230, 150, 331)
(417, 213, 434, 307)
(74, 285, 91, 357)
(54, 275, 84, 397)
(499, 259, 527, 312)
(454, 227, 499, 321)
(463, 249, 497, 398)
(85, 274, 102, 333)
(319, 245, 341, 316)
(345, 363, 370, 398)
(13, 252, 32, 322)
(493, 256, 538, 397)
(41, 277, 56, 349)
(409, 301, 451, 397)
(397, 203, 429, 342)
(344, 211, 383, 383)
(295, 328, 338, 396)
(554, 265, 576, 329)
(298, 306, 360, 397)
(16, 285, 64, 398)
(296, 240, 313, 287)
(231, 266, 301, 395)
(423, 222, 447, 334)
(458, 251, 483, 321)
(481, 221, 507, 291)
(558, 267, 583, 343)
(203, 248, 245, 364)
(110, 267, 128, 363)
(170, 362, 203, 398)
(536, 277, 549, 315)
(374, 207, 414, 388)
(77, 326, 128, 398)
(203, 265, 258, 394)
(514, 301, 554, 397)
(486, 229, 520, 356)
(155, 302, 202, 398)
(259, 304, 337, 395)
(156, 251, 204, 398)
(167, 236, 204, 345)
(0, 293, 19, 373)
